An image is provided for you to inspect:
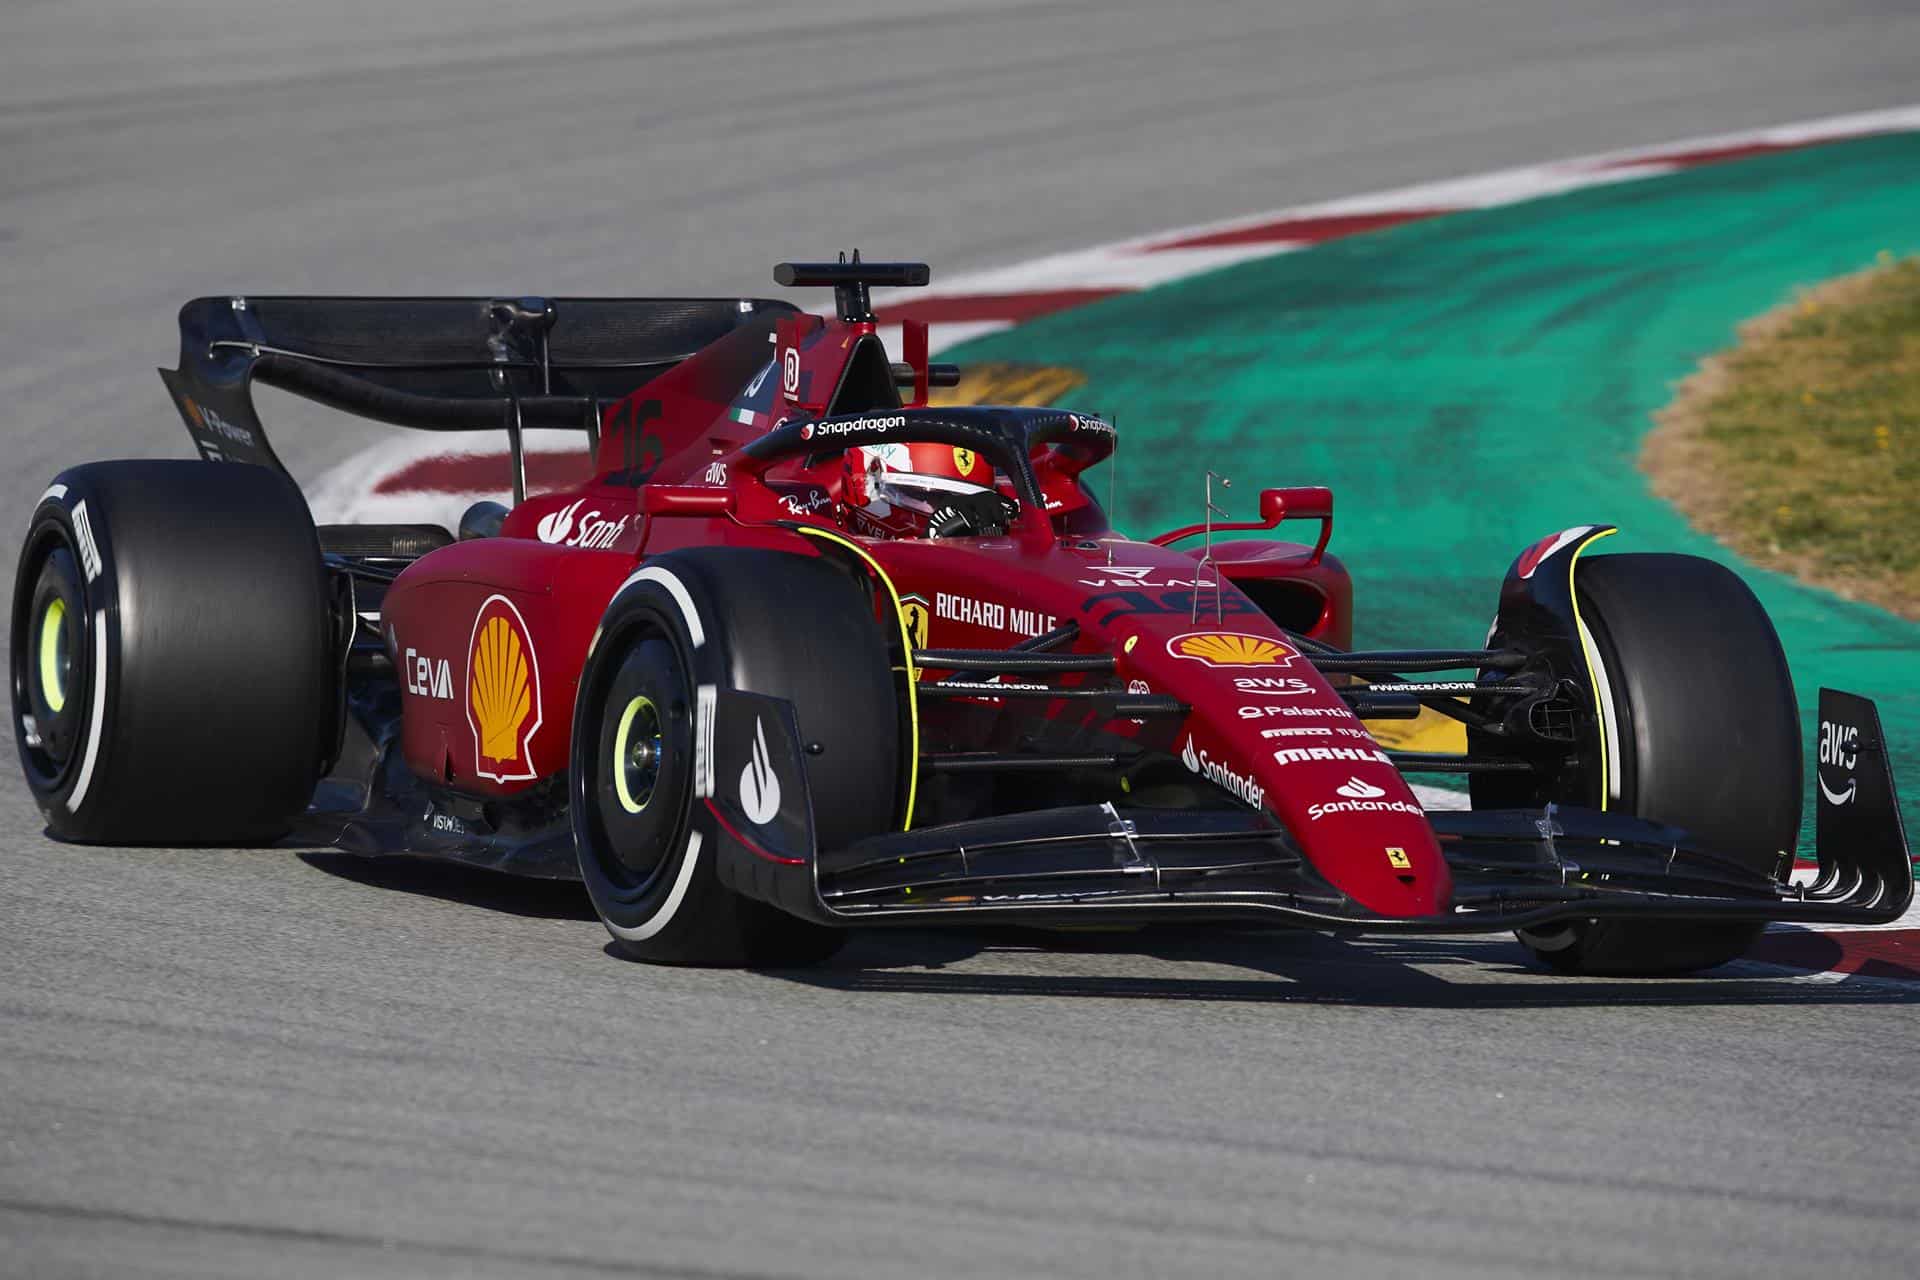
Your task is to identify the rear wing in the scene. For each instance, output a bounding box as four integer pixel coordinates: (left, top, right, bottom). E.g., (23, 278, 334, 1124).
(158, 294, 795, 497)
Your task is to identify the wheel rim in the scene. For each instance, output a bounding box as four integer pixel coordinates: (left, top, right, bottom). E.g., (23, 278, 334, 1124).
(584, 623, 694, 892)
(612, 694, 662, 814)
(14, 537, 88, 783)
(37, 596, 70, 715)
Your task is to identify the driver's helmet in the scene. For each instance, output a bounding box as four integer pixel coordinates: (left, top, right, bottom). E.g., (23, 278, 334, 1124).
(843, 441, 1006, 538)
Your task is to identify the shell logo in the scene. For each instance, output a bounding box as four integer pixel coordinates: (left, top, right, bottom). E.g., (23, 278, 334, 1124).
(466, 594, 543, 783)
(1166, 631, 1297, 668)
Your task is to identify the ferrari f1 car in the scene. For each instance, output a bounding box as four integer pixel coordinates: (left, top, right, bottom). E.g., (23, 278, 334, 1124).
(13, 259, 1912, 973)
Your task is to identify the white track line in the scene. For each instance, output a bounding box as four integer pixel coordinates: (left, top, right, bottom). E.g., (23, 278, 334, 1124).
(885, 102, 1920, 314)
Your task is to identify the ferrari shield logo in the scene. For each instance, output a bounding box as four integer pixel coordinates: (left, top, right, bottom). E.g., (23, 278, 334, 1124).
(952, 446, 978, 477)
(899, 594, 930, 649)
(466, 594, 543, 783)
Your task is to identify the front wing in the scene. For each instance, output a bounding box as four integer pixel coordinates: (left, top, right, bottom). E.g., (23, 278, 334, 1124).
(718, 688, 1912, 934)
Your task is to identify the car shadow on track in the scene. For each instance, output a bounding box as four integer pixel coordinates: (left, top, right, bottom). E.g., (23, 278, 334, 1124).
(292, 852, 1916, 1008)
(297, 852, 599, 921)
(762, 926, 1920, 1009)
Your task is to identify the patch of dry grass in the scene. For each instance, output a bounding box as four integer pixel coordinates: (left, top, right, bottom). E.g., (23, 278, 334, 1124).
(1643, 255, 1920, 619)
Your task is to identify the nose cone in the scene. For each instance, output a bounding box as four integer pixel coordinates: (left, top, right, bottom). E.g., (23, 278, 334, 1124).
(1189, 725, 1453, 917)
(1154, 699, 1453, 920)
(1324, 820, 1452, 918)
(1063, 547, 1454, 922)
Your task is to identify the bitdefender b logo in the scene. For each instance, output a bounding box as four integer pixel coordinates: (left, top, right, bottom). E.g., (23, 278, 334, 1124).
(739, 718, 782, 825)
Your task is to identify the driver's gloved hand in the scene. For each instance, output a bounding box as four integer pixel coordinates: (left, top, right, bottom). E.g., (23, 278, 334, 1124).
(928, 490, 1019, 538)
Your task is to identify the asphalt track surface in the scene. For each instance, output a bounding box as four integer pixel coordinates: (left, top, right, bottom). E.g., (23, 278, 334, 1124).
(6, 3, 1920, 1276)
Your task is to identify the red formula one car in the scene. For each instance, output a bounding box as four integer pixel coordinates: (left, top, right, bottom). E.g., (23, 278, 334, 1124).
(13, 259, 1911, 972)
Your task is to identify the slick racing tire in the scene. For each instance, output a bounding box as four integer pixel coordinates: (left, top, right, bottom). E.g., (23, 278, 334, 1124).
(11, 461, 334, 844)
(1516, 553, 1800, 976)
(571, 547, 899, 966)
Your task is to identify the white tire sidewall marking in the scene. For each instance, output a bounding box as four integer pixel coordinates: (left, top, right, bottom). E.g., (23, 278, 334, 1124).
(65, 610, 109, 812)
(603, 831, 704, 941)
(33, 484, 110, 813)
(618, 566, 705, 649)
(595, 564, 711, 938)
(1576, 614, 1624, 805)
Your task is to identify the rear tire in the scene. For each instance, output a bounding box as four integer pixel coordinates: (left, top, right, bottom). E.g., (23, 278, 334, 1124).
(1516, 553, 1799, 975)
(11, 461, 334, 844)
(570, 547, 899, 966)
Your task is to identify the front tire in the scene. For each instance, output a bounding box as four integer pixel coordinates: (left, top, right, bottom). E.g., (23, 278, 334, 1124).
(1516, 553, 1800, 975)
(570, 548, 900, 966)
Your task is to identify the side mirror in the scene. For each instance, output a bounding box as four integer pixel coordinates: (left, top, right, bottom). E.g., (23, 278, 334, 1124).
(1152, 485, 1334, 562)
(1261, 487, 1333, 563)
(1261, 486, 1331, 523)
(641, 485, 735, 517)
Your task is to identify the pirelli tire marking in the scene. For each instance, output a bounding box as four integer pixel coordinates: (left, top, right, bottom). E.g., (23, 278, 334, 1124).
(65, 610, 109, 813)
(598, 563, 708, 943)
